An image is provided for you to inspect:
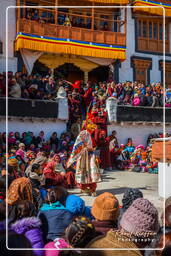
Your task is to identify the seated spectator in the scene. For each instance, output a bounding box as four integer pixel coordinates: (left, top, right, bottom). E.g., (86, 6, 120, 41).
(50, 132, 59, 152)
(43, 160, 66, 188)
(0, 231, 34, 256)
(16, 143, 27, 163)
(31, 9, 39, 21)
(91, 192, 120, 234)
(87, 198, 159, 255)
(6, 177, 33, 205)
(10, 200, 44, 256)
(38, 188, 73, 242)
(26, 8, 32, 19)
(25, 163, 44, 187)
(120, 188, 143, 221)
(65, 194, 93, 219)
(65, 216, 101, 247)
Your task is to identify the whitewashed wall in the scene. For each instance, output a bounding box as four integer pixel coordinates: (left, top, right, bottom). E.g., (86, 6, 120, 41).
(119, 8, 171, 83)
(1, 117, 170, 146)
(0, 1, 17, 73)
(0, 118, 67, 139)
(108, 123, 171, 146)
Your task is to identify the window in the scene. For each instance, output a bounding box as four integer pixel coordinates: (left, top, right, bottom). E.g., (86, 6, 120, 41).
(165, 24, 168, 40)
(136, 18, 169, 53)
(159, 24, 163, 40)
(137, 20, 141, 37)
(149, 22, 152, 39)
(143, 21, 146, 37)
(153, 23, 157, 39)
(135, 69, 146, 84)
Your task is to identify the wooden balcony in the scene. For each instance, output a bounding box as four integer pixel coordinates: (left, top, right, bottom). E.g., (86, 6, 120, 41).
(17, 18, 126, 46)
(137, 37, 169, 53)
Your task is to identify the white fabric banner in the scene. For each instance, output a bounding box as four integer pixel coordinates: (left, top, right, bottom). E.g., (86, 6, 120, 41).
(106, 97, 118, 122)
(82, 56, 113, 66)
(58, 98, 69, 120)
(20, 49, 43, 75)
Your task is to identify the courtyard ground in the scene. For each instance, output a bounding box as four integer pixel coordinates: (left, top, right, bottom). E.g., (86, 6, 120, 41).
(69, 170, 164, 215)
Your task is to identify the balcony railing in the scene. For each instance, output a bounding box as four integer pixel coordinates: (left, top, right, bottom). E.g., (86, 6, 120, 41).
(16, 4, 127, 46)
(17, 18, 126, 46)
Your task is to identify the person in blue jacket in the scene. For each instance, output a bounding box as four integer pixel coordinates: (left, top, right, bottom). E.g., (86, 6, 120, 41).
(38, 188, 74, 242)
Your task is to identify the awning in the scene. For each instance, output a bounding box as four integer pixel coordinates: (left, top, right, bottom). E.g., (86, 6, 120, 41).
(38, 53, 99, 72)
(86, 0, 129, 4)
(133, 0, 171, 17)
(38, 54, 114, 71)
(15, 32, 126, 60)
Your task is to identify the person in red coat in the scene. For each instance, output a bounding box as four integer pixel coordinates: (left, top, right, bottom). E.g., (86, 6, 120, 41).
(43, 161, 67, 188)
(95, 130, 111, 170)
(83, 82, 93, 108)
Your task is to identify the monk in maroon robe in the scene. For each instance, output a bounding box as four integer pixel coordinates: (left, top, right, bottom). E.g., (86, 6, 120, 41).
(95, 129, 111, 170)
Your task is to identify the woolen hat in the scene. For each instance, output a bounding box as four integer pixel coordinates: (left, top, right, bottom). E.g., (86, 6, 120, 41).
(91, 192, 119, 221)
(120, 198, 159, 237)
(8, 157, 18, 167)
(122, 188, 143, 210)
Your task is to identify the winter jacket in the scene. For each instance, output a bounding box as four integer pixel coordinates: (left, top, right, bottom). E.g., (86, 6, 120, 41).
(43, 162, 66, 187)
(92, 220, 117, 235)
(132, 97, 140, 106)
(38, 202, 74, 242)
(11, 217, 44, 256)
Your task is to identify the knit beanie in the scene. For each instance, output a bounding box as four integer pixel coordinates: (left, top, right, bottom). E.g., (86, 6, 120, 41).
(91, 192, 119, 221)
(120, 198, 159, 237)
(122, 188, 143, 211)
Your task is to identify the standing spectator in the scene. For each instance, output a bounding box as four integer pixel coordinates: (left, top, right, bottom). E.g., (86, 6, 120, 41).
(83, 82, 93, 109)
(9, 78, 21, 98)
(50, 132, 59, 152)
(46, 77, 56, 99)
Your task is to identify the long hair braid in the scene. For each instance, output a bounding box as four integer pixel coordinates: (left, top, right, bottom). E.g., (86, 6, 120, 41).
(65, 216, 95, 248)
(71, 225, 87, 247)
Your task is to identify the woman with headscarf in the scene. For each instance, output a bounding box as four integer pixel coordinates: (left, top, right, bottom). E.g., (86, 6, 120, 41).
(67, 130, 101, 196)
(52, 154, 75, 189)
(6, 177, 33, 205)
(43, 161, 67, 188)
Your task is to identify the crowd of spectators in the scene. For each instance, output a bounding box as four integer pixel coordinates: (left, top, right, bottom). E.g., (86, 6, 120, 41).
(1, 71, 171, 110)
(1, 161, 171, 255)
(1, 130, 170, 178)
(23, 8, 109, 31)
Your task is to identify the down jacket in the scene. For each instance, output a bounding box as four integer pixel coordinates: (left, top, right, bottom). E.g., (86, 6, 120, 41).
(11, 217, 44, 256)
